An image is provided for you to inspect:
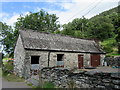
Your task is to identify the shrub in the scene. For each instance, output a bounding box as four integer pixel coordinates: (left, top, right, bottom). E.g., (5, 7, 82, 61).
(3, 60, 14, 74)
(103, 45, 113, 53)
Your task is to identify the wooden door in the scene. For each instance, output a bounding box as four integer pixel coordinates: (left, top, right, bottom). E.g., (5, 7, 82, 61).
(78, 55, 83, 69)
(91, 54, 100, 67)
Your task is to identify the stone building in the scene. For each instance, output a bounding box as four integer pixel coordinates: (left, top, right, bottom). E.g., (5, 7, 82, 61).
(14, 30, 105, 79)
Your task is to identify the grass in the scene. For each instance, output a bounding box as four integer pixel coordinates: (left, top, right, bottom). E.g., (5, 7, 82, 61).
(106, 53, 120, 57)
(3, 72, 24, 82)
(27, 82, 55, 89)
(42, 82, 55, 88)
(3, 58, 9, 60)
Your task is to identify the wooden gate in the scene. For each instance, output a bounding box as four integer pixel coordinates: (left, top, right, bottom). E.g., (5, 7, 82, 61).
(78, 55, 83, 69)
(91, 54, 100, 67)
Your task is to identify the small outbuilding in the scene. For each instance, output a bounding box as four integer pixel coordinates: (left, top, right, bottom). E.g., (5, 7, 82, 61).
(14, 30, 105, 79)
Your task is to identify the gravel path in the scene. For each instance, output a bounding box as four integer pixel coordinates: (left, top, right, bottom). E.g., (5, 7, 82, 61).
(1, 77, 31, 88)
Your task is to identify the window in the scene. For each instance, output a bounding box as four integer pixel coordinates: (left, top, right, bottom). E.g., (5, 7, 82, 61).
(31, 56, 39, 64)
(57, 54, 64, 67)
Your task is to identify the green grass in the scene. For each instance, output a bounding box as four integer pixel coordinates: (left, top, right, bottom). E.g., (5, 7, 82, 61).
(32, 82, 55, 88)
(3, 58, 9, 60)
(3, 72, 24, 82)
(42, 82, 55, 88)
(106, 53, 120, 57)
(110, 53, 120, 56)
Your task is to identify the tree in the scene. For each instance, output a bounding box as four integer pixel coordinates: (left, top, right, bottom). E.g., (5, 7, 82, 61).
(0, 22, 15, 57)
(87, 16, 115, 41)
(62, 17, 88, 38)
(116, 27, 120, 53)
(15, 9, 60, 33)
(0, 10, 60, 56)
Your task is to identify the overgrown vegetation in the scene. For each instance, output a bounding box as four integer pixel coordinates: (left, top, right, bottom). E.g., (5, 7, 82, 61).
(3, 60, 14, 73)
(100, 38, 117, 53)
(2, 60, 24, 82)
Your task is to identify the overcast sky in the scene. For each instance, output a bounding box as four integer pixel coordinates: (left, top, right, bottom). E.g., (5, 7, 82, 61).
(0, 0, 119, 27)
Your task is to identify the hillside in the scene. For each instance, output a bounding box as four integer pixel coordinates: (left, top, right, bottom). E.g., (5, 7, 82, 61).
(91, 5, 120, 56)
(91, 5, 119, 19)
(61, 5, 120, 56)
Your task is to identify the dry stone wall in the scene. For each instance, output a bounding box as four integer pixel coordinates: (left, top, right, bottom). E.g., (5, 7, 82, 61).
(41, 68, 120, 89)
(105, 56, 120, 67)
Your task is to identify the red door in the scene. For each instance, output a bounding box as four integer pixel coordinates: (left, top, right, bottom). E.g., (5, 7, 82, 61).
(91, 54, 100, 67)
(78, 55, 83, 69)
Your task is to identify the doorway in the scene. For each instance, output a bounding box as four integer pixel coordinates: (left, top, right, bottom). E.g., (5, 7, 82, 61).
(91, 54, 100, 67)
(78, 55, 83, 69)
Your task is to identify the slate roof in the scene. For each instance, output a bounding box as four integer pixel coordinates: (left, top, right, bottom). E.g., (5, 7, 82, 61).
(19, 30, 105, 54)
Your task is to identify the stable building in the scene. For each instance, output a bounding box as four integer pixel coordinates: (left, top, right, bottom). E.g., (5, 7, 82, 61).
(14, 30, 105, 79)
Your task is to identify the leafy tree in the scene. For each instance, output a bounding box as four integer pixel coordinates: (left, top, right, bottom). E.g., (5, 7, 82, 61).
(0, 10, 60, 56)
(15, 9, 60, 33)
(116, 27, 120, 53)
(0, 22, 15, 57)
(62, 23, 75, 36)
(62, 17, 88, 38)
(87, 16, 115, 41)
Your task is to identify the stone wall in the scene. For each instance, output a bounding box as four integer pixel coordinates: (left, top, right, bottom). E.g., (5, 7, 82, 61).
(14, 35, 26, 77)
(41, 68, 120, 89)
(105, 56, 120, 67)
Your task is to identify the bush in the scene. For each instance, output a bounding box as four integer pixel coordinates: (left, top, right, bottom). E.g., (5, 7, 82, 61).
(118, 42, 120, 54)
(3, 60, 14, 74)
(103, 46, 113, 53)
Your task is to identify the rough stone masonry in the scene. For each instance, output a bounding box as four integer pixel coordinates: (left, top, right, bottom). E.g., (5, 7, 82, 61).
(41, 68, 120, 89)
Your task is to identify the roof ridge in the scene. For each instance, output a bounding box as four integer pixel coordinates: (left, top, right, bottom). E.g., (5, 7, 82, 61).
(20, 29, 94, 42)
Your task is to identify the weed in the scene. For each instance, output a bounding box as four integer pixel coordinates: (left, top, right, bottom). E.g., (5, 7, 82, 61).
(42, 82, 55, 88)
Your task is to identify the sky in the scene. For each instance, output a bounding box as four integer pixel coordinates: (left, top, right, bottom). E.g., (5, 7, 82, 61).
(0, 0, 119, 28)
